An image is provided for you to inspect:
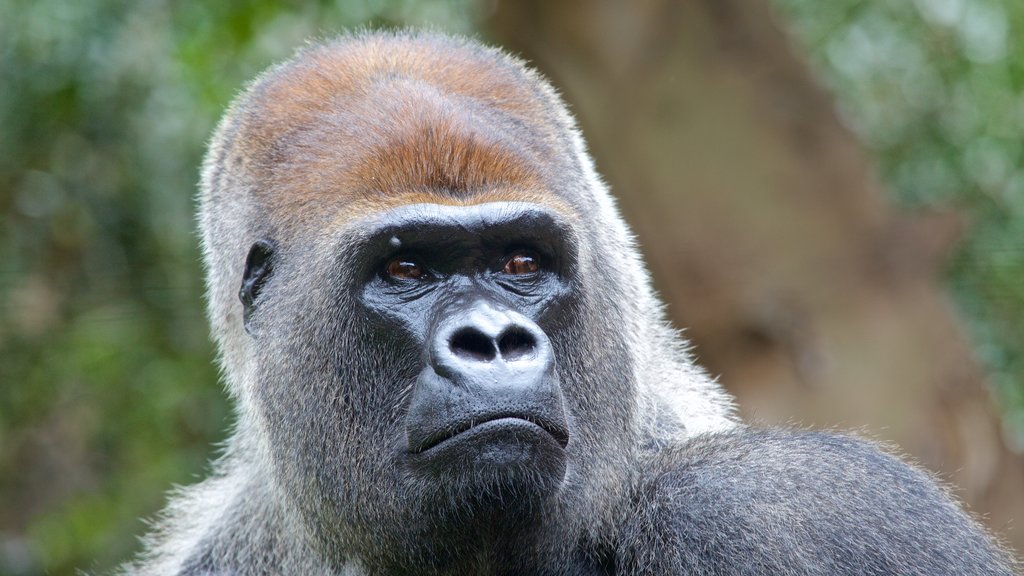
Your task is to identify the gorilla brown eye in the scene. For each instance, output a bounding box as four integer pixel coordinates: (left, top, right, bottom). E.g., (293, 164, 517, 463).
(386, 259, 423, 280)
(502, 252, 540, 275)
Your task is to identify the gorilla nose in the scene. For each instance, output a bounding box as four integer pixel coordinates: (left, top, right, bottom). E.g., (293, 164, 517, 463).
(449, 325, 538, 362)
(432, 302, 552, 378)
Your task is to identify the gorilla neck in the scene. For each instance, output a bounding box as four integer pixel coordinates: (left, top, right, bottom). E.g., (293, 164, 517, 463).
(363, 516, 611, 576)
(192, 437, 618, 575)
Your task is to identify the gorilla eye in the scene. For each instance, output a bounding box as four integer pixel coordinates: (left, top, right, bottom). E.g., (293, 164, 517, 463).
(502, 252, 540, 275)
(386, 258, 424, 280)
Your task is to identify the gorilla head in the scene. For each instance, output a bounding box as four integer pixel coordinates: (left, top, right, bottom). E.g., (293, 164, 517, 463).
(198, 31, 733, 571)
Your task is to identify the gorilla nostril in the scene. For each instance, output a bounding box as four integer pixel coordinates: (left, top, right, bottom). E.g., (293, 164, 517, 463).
(498, 327, 537, 360)
(449, 328, 498, 361)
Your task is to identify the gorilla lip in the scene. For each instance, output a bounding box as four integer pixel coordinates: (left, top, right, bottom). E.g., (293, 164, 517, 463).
(411, 413, 569, 454)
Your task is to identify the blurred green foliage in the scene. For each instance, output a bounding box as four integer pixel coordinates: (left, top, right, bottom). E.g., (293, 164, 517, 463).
(773, 0, 1024, 446)
(0, 1, 479, 574)
(2, 0, 1022, 574)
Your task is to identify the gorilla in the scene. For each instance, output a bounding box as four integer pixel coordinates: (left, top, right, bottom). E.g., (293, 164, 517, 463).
(121, 31, 1016, 575)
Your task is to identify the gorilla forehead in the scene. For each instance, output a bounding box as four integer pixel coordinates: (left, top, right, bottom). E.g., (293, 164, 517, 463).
(221, 32, 584, 232)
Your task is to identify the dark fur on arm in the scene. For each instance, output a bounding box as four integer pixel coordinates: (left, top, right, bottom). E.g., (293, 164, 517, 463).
(619, 429, 1017, 575)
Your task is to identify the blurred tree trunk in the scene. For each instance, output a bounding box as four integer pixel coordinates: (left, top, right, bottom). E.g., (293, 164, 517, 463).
(488, 0, 1024, 551)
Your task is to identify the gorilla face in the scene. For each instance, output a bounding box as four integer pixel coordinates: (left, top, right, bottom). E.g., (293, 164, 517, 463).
(362, 203, 574, 478)
(240, 199, 637, 563)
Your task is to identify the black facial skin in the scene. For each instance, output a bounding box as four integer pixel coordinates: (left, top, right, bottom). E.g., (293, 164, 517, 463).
(357, 202, 577, 487)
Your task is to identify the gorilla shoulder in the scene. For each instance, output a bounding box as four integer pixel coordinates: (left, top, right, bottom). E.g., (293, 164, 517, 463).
(621, 430, 1015, 575)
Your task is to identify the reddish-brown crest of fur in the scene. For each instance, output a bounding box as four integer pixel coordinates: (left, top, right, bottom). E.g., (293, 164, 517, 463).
(223, 33, 574, 232)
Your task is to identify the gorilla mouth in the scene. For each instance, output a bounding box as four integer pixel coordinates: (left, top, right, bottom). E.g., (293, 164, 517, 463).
(411, 413, 570, 454)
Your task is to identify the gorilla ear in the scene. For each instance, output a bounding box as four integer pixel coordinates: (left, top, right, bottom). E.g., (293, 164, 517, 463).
(239, 239, 276, 334)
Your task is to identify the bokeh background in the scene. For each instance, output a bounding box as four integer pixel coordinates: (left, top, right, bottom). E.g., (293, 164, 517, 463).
(2, 0, 1022, 573)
